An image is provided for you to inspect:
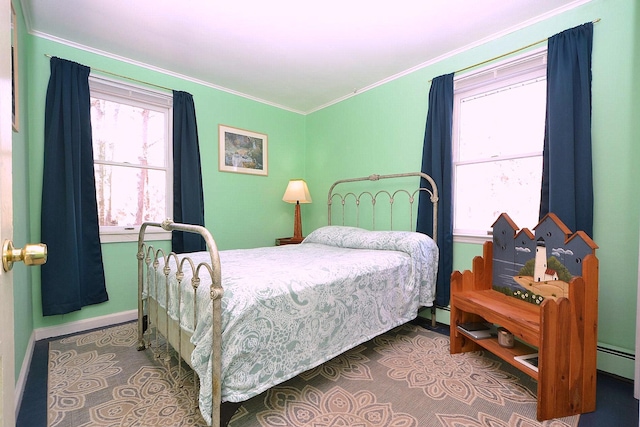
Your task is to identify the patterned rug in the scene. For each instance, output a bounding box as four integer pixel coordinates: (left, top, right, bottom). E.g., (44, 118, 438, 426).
(48, 322, 579, 427)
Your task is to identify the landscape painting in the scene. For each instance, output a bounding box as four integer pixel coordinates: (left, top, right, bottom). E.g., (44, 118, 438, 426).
(218, 125, 268, 176)
(491, 213, 597, 305)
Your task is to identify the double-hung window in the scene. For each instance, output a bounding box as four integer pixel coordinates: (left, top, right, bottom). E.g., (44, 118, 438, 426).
(89, 76, 173, 242)
(453, 50, 547, 242)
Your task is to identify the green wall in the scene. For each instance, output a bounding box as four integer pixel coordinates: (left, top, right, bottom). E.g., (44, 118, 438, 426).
(10, 0, 640, 383)
(23, 37, 306, 333)
(306, 0, 640, 377)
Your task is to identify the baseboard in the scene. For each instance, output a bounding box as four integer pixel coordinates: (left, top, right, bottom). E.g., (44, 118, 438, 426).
(33, 309, 138, 341)
(418, 305, 451, 325)
(14, 330, 35, 417)
(597, 344, 635, 380)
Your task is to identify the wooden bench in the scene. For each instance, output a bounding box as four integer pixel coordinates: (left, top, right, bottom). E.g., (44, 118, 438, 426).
(450, 238, 598, 421)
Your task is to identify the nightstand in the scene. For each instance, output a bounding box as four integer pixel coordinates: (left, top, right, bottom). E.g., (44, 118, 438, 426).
(275, 237, 304, 246)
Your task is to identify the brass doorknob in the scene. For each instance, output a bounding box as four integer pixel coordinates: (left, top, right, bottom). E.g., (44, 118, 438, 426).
(2, 240, 47, 272)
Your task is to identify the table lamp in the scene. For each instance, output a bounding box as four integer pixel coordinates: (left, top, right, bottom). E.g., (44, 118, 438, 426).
(282, 179, 312, 242)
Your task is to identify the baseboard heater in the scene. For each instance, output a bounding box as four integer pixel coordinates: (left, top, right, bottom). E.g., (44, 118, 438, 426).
(595, 344, 635, 380)
(597, 345, 634, 360)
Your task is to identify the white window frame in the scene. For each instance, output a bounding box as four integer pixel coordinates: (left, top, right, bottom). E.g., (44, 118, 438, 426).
(89, 75, 173, 243)
(452, 48, 547, 244)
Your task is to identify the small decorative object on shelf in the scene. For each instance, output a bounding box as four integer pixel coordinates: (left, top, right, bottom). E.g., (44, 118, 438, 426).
(456, 322, 493, 339)
(514, 353, 539, 372)
(497, 327, 514, 348)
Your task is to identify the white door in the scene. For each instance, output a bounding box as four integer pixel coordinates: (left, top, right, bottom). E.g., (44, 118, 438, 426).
(0, 0, 15, 425)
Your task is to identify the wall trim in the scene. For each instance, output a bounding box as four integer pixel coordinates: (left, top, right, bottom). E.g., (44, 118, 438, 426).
(14, 330, 35, 417)
(34, 309, 138, 341)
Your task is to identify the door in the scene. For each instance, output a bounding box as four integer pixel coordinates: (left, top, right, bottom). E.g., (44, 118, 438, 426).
(0, 0, 14, 425)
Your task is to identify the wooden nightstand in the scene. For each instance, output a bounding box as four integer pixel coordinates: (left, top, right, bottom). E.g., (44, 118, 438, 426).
(275, 237, 304, 246)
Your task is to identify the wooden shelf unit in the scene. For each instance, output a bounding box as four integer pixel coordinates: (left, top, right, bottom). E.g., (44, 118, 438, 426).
(450, 241, 598, 421)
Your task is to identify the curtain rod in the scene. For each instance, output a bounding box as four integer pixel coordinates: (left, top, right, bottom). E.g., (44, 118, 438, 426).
(44, 54, 173, 92)
(430, 18, 600, 82)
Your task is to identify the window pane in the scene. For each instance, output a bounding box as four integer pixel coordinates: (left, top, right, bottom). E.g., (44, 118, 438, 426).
(94, 164, 166, 227)
(91, 98, 166, 167)
(454, 156, 542, 233)
(457, 78, 546, 161)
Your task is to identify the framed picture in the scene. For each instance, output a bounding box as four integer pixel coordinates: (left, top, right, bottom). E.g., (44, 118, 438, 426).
(11, 4, 19, 132)
(218, 125, 268, 176)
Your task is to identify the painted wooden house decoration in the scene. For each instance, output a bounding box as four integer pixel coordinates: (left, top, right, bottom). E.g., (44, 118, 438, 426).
(491, 212, 598, 304)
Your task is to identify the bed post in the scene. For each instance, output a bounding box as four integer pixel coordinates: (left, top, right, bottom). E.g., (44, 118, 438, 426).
(159, 220, 224, 427)
(419, 171, 439, 328)
(137, 245, 145, 351)
(136, 247, 146, 351)
(137, 222, 158, 351)
(210, 281, 223, 426)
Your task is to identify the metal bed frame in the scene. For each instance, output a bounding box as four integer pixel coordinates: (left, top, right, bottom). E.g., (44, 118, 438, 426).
(136, 171, 439, 427)
(328, 171, 438, 238)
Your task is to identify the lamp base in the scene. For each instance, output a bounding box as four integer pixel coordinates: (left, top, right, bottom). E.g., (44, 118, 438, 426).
(293, 202, 303, 240)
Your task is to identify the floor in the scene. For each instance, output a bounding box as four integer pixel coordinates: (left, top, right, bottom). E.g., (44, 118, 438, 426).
(16, 321, 639, 427)
(416, 319, 639, 427)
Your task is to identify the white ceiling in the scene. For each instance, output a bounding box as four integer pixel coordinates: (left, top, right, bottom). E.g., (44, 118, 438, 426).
(22, 0, 588, 114)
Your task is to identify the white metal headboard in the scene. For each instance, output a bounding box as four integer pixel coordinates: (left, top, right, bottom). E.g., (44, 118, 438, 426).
(327, 172, 439, 241)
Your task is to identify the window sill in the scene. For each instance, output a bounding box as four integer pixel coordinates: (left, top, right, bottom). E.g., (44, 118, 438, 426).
(453, 233, 492, 245)
(99, 229, 171, 244)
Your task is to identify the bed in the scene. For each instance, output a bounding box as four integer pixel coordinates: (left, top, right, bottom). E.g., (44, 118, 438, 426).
(136, 172, 439, 426)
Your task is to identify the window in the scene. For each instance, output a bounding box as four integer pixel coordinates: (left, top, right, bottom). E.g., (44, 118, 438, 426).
(89, 76, 173, 242)
(453, 50, 547, 241)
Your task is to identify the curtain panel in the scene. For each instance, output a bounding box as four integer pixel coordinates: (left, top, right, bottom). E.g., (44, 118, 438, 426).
(41, 57, 109, 316)
(539, 22, 594, 237)
(172, 91, 206, 253)
(417, 73, 454, 307)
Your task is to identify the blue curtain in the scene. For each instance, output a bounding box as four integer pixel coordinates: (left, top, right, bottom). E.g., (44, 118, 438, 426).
(417, 73, 454, 307)
(172, 91, 206, 253)
(539, 23, 594, 236)
(41, 57, 108, 316)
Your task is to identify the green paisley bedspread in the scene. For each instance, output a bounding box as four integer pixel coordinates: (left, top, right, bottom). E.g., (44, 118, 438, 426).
(148, 226, 438, 425)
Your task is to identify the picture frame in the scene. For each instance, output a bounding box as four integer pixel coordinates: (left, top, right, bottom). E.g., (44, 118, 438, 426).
(218, 125, 268, 176)
(11, 4, 19, 132)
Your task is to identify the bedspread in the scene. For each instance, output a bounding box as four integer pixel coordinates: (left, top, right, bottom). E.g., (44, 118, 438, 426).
(146, 226, 438, 424)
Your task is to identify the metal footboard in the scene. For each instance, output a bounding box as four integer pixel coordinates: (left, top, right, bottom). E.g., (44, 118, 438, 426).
(137, 219, 223, 426)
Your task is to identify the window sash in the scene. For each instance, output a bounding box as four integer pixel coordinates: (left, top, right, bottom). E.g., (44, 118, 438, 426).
(452, 49, 546, 241)
(89, 76, 173, 241)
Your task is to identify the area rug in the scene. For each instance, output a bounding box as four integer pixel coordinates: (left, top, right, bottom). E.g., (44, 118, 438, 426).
(48, 322, 579, 427)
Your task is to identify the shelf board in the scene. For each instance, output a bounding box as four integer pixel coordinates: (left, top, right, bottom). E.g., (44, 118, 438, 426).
(453, 289, 540, 345)
(456, 329, 539, 380)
